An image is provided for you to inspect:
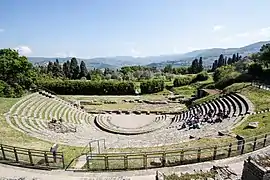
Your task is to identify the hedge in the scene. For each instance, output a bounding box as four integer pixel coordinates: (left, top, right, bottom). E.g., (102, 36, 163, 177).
(37, 80, 136, 95)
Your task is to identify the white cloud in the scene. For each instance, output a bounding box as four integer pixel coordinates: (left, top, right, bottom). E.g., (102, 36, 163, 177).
(213, 25, 224, 32)
(258, 27, 270, 37)
(219, 26, 270, 44)
(13, 46, 32, 56)
(0, 29, 4, 32)
(131, 48, 141, 57)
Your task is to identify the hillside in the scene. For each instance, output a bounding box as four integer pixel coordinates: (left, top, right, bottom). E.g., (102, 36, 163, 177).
(29, 40, 270, 69)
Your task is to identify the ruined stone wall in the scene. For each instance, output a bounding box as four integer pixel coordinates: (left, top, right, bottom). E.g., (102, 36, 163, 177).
(241, 159, 270, 180)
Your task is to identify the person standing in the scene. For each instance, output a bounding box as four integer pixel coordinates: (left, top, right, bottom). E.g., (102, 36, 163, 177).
(50, 143, 59, 163)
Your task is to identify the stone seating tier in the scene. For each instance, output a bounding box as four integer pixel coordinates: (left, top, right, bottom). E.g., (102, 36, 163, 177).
(169, 93, 251, 128)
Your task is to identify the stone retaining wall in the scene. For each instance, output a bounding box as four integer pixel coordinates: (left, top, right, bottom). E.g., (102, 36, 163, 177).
(242, 158, 270, 180)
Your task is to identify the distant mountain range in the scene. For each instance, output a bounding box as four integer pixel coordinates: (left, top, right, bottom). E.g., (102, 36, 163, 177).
(28, 40, 270, 69)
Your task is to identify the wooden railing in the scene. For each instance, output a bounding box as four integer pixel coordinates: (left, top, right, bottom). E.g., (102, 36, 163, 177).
(0, 144, 64, 169)
(83, 133, 270, 171)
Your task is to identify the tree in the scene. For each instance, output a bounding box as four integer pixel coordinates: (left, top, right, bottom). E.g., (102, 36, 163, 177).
(0, 48, 36, 97)
(70, 57, 80, 79)
(232, 54, 237, 63)
(227, 57, 233, 65)
(217, 54, 225, 67)
(164, 64, 173, 73)
(52, 59, 63, 77)
(198, 57, 204, 72)
(47, 61, 54, 74)
(79, 61, 88, 78)
(63, 61, 71, 78)
(211, 60, 218, 71)
(259, 43, 270, 67)
(188, 58, 199, 74)
(248, 63, 263, 78)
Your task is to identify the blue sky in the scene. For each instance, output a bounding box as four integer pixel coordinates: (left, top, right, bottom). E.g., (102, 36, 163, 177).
(0, 0, 270, 58)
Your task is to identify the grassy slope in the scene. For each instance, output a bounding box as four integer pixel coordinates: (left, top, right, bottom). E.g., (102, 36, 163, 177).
(0, 97, 84, 166)
(172, 75, 214, 98)
(104, 137, 234, 153)
(229, 83, 270, 137)
(181, 82, 270, 137)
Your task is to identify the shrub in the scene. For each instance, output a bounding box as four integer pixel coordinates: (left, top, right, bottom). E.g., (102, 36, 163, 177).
(248, 63, 263, 78)
(140, 79, 164, 94)
(193, 71, 209, 82)
(173, 76, 193, 87)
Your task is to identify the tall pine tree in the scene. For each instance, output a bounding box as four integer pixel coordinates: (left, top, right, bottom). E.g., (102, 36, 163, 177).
(70, 57, 80, 79)
(63, 60, 71, 78)
(52, 59, 63, 77)
(79, 61, 88, 78)
(47, 61, 54, 74)
(198, 57, 203, 72)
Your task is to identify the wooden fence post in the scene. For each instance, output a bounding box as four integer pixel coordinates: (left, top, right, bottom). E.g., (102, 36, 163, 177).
(1, 145, 6, 160)
(227, 143, 232, 158)
(213, 146, 217, 160)
(143, 153, 147, 169)
(241, 140, 245, 155)
(161, 153, 166, 167)
(180, 150, 184, 164)
(13, 147, 18, 162)
(86, 156, 90, 170)
(263, 134, 267, 147)
(28, 150, 33, 165)
(61, 153, 65, 169)
(253, 137, 257, 151)
(197, 148, 201, 162)
(124, 155, 128, 170)
(44, 152, 49, 166)
(104, 155, 109, 170)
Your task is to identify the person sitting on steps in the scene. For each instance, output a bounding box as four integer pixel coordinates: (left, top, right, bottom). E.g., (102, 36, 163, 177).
(58, 117, 63, 123)
(49, 118, 57, 124)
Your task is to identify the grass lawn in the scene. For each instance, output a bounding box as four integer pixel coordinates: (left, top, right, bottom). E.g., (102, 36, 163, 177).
(192, 93, 220, 105)
(172, 85, 197, 97)
(0, 97, 84, 168)
(224, 82, 270, 112)
(84, 102, 184, 112)
(61, 92, 171, 102)
(104, 137, 234, 153)
(233, 112, 270, 137)
(238, 86, 270, 112)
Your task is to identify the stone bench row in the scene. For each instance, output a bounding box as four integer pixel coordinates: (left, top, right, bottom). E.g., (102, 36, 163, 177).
(13, 93, 92, 124)
(169, 93, 250, 128)
(88, 110, 180, 115)
(7, 115, 90, 146)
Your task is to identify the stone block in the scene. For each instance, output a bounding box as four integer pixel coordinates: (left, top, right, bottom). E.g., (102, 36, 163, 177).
(247, 122, 259, 129)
